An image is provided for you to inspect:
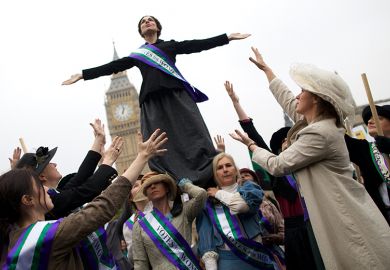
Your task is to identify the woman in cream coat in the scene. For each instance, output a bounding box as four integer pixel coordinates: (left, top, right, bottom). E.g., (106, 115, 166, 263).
(231, 47, 390, 270)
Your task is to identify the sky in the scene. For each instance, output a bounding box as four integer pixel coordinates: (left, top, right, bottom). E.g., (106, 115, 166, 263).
(1, 0, 389, 175)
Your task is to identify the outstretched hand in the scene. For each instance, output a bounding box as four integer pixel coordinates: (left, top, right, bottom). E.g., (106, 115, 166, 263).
(102, 136, 124, 166)
(90, 118, 106, 154)
(9, 147, 22, 169)
(90, 119, 106, 142)
(229, 129, 253, 146)
(249, 47, 269, 71)
(228, 33, 251, 41)
(138, 129, 168, 159)
(214, 135, 225, 152)
(224, 81, 239, 103)
(62, 73, 83, 85)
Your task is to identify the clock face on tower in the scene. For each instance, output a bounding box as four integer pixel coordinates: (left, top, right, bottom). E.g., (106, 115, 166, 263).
(114, 103, 133, 121)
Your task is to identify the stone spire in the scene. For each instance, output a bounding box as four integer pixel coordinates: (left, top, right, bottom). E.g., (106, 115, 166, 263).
(106, 43, 137, 94)
(113, 41, 119, 61)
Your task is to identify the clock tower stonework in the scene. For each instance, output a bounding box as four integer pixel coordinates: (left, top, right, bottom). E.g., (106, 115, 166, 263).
(105, 45, 148, 174)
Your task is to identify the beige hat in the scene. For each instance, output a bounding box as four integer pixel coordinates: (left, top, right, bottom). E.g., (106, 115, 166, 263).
(140, 172, 177, 201)
(289, 63, 356, 126)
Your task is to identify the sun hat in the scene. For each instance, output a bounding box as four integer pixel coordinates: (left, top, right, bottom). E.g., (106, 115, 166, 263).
(140, 172, 177, 201)
(289, 63, 356, 126)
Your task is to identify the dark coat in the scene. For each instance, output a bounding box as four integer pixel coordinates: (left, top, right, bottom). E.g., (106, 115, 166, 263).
(82, 34, 229, 187)
(46, 150, 117, 219)
(344, 135, 390, 224)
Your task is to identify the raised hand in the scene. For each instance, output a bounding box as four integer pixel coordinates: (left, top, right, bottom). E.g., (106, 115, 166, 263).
(249, 47, 269, 71)
(138, 129, 168, 159)
(224, 81, 239, 103)
(9, 147, 22, 169)
(229, 129, 254, 146)
(228, 33, 251, 41)
(102, 136, 124, 166)
(214, 135, 226, 152)
(90, 119, 106, 153)
(249, 47, 276, 82)
(62, 73, 83, 85)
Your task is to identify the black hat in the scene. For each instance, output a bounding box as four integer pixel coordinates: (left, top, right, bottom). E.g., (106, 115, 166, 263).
(362, 105, 390, 125)
(270, 127, 291, 154)
(15, 146, 57, 174)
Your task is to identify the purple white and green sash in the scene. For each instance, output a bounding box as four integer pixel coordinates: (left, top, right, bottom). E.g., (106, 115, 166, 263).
(77, 224, 117, 270)
(206, 200, 280, 270)
(129, 44, 208, 103)
(369, 142, 390, 186)
(285, 174, 298, 192)
(124, 213, 137, 231)
(4, 220, 61, 270)
(138, 208, 201, 270)
(290, 174, 309, 221)
(258, 210, 274, 233)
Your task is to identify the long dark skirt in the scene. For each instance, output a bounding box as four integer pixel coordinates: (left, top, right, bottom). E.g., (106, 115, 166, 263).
(141, 88, 217, 187)
(284, 216, 325, 270)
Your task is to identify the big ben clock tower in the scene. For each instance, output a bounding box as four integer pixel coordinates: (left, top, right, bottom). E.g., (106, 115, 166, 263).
(105, 45, 147, 174)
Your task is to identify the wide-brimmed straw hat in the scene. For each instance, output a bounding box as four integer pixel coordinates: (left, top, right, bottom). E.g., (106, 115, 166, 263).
(289, 63, 356, 126)
(140, 172, 177, 201)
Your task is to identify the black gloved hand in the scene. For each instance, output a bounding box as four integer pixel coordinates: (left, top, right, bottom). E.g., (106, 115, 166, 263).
(375, 136, 390, 154)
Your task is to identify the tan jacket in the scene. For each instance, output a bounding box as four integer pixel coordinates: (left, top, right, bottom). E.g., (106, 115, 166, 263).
(8, 176, 132, 270)
(132, 182, 207, 270)
(252, 78, 390, 270)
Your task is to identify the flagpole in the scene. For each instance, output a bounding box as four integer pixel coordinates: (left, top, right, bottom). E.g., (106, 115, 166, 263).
(19, 137, 28, 153)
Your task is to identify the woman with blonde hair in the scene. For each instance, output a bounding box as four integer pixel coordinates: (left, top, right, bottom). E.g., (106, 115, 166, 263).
(197, 152, 283, 270)
(231, 47, 390, 269)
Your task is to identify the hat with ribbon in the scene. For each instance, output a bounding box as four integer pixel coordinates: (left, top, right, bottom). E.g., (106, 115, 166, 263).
(16, 146, 57, 174)
(289, 63, 356, 127)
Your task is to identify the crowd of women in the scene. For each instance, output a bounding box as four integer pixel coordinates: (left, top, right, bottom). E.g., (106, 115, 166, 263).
(1, 15, 390, 270)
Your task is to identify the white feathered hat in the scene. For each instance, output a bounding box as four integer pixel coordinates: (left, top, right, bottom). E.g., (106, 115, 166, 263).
(289, 63, 356, 126)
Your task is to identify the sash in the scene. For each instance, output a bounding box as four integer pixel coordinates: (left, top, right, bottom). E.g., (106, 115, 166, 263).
(290, 174, 309, 221)
(206, 200, 280, 270)
(129, 44, 208, 103)
(284, 174, 298, 192)
(369, 142, 390, 186)
(78, 225, 117, 270)
(124, 213, 136, 230)
(138, 208, 201, 270)
(4, 220, 61, 270)
(258, 210, 274, 233)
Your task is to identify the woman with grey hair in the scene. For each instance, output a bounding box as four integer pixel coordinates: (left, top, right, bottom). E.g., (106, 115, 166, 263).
(231, 47, 390, 269)
(196, 152, 284, 270)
